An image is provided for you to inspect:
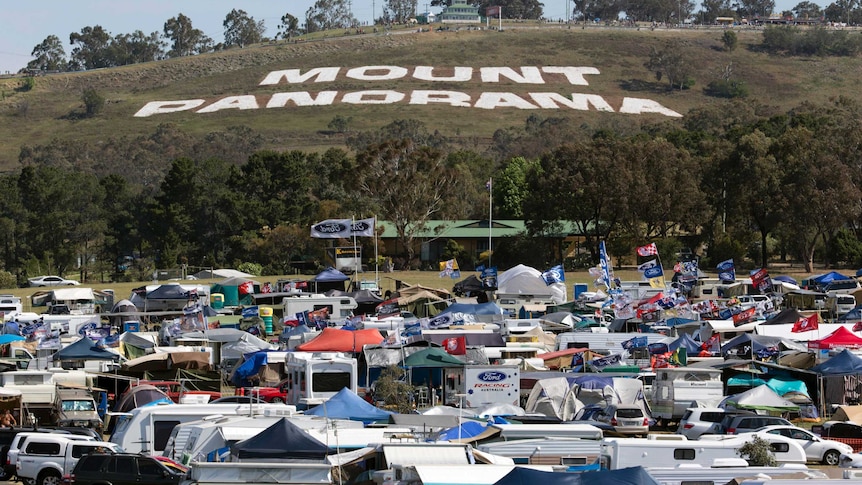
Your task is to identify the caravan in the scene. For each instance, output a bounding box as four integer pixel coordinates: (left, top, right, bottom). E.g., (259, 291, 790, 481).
(282, 294, 358, 321)
(650, 367, 724, 424)
(283, 352, 358, 408)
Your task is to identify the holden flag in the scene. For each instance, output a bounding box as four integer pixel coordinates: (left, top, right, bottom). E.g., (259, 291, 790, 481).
(443, 336, 467, 355)
(792, 314, 819, 333)
(636, 243, 658, 257)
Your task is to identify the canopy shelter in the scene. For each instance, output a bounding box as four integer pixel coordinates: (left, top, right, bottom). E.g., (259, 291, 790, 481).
(230, 417, 330, 461)
(811, 271, 853, 286)
(402, 347, 465, 367)
(52, 337, 121, 362)
(763, 308, 805, 325)
(211, 277, 259, 307)
(305, 387, 393, 423)
(811, 350, 862, 412)
(721, 333, 807, 361)
(810, 349, 862, 375)
(723, 384, 800, 412)
(295, 327, 384, 352)
(114, 384, 172, 413)
(310, 267, 350, 293)
(808, 326, 862, 350)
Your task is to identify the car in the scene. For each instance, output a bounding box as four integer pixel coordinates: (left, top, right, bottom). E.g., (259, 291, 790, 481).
(240, 378, 291, 403)
(595, 404, 650, 437)
(133, 381, 221, 404)
(719, 414, 792, 435)
(65, 453, 185, 485)
(27, 276, 79, 287)
(209, 395, 265, 404)
(823, 279, 862, 294)
(676, 407, 728, 439)
(757, 425, 853, 465)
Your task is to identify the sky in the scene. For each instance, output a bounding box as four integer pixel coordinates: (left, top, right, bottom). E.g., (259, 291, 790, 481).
(0, 0, 831, 74)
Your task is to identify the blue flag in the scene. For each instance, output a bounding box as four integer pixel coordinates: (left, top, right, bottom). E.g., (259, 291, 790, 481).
(717, 259, 735, 282)
(599, 241, 612, 289)
(541, 264, 565, 285)
(475, 264, 486, 272)
(622, 336, 648, 350)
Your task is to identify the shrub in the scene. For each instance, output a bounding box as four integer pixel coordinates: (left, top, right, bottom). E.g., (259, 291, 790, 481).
(738, 435, 777, 466)
(81, 88, 105, 117)
(0, 271, 16, 290)
(705, 79, 749, 98)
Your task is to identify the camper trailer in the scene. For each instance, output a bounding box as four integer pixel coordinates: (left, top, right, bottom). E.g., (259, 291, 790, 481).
(651, 367, 724, 423)
(283, 352, 358, 408)
(600, 434, 806, 470)
(282, 294, 358, 321)
(0, 295, 23, 320)
(443, 365, 520, 408)
(108, 403, 296, 454)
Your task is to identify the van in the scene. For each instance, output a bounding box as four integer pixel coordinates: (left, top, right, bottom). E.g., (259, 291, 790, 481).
(831, 294, 857, 316)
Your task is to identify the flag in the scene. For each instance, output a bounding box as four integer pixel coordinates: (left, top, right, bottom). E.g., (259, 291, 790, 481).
(636, 243, 658, 257)
(750, 268, 772, 293)
(589, 353, 622, 370)
(702, 334, 720, 352)
(376, 298, 400, 318)
(439, 259, 460, 278)
(648, 342, 669, 355)
(732, 307, 756, 326)
(599, 241, 613, 289)
(717, 259, 735, 281)
(541, 264, 565, 285)
(621, 336, 648, 350)
(638, 259, 664, 280)
(486, 178, 492, 191)
(310, 217, 375, 238)
(792, 314, 819, 333)
(672, 347, 687, 366)
(475, 264, 486, 272)
(855, 321, 862, 332)
(571, 353, 584, 372)
(481, 267, 498, 288)
(442, 336, 467, 355)
(238, 280, 254, 295)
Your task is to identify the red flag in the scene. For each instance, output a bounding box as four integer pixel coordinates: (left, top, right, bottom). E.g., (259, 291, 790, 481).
(732, 307, 756, 326)
(238, 280, 254, 295)
(792, 314, 819, 333)
(442, 336, 466, 355)
(636, 243, 658, 257)
(854, 321, 862, 332)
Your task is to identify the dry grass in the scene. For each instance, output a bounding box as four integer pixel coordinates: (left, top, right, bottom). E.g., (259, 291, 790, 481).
(2, 25, 861, 169)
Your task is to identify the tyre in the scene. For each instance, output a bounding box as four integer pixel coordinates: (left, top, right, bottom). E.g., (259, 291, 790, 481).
(39, 470, 62, 485)
(270, 397, 285, 404)
(823, 449, 841, 466)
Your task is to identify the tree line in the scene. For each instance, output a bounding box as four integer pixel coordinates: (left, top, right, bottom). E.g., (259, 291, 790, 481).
(5, 94, 862, 286)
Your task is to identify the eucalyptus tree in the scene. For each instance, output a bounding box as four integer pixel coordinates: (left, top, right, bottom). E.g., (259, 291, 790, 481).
(223, 9, 266, 48)
(163, 13, 213, 57)
(27, 35, 67, 72)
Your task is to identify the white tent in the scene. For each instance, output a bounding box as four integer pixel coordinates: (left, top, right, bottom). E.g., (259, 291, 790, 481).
(723, 384, 800, 412)
(524, 377, 577, 421)
(496, 264, 566, 303)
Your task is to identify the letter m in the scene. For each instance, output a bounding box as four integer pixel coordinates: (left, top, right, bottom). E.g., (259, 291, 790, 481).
(259, 67, 341, 86)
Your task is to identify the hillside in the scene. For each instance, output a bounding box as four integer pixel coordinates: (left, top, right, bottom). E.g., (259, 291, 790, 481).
(0, 24, 858, 170)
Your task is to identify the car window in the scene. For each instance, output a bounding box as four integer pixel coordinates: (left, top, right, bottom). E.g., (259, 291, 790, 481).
(616, 408, 643, 418)
(701, 412, 725, 423)
(25, 441, 61, 455)
(681, 410, 693, 421)
(108, 456, 135, 474)
(137, 458, 166, 478)
(790, 429, 811, 440)
(76, 455, 109, 473)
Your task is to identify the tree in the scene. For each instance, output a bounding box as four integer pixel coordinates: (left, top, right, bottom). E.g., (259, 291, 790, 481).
(793, 1, 822, 19)
(277, 13, 300, 40)
(355, 138, 459, 264)
(81, 88, 105, 117)
(722, 30, 738, 51)
(305, 0, 356, 33)
(69, 25, 112, 70)
(27, 35, 67, 72)
(223, 9, 266, 48)
(164, 14, 213, 58)
(735, 0, 776, 18)
(738, 436, 777, 466)
(699, 0, 735, 23)
(645, 39, 695, 90)
(110, 30, 164, 65)
(384, 0, 417, 23)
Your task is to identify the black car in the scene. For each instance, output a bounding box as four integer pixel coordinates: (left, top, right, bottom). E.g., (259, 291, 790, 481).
(67, 453, 185, 485)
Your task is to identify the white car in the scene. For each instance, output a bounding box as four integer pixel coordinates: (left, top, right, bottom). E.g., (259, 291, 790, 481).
(758, 425, 853, 465)
(27, 275, 79, 287)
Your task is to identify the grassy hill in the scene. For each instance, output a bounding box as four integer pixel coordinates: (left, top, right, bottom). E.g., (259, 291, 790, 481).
(0, 24, 858, 170)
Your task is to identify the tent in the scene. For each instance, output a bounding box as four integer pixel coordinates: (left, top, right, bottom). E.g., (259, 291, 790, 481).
(494, 464, 658, 485)
(724, 384, 799, 412)
(831, 405, 862, 423)
(210, 277, 259, 307)
(496, 264, 566, 304)
(808, 326, 862, 350)
(668, 333, 702, 354)
(812, 271, 852, 285)
(52, 337, 121, 362)
(311, 267, 350, 293)
(453, 275, 488, 297)
(523, 376, 578, 421)
(295, 328, 384, 352)
(810, 349, 862, 375)
(762, 308, 805, 325)
(230, 417, 330, 461)
(114, 384, 172, 413)
(305, 387, 393, 423)
(402, 347, 465, 367)
(721, 333, 807, 360)
(437, 421, 500, 443)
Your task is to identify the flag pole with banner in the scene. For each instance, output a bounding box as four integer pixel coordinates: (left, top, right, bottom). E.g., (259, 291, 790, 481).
(487, 177, 493, 266)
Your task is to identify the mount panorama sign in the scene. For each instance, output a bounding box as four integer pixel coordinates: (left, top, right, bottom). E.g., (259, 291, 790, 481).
(134, 66, 682, 118)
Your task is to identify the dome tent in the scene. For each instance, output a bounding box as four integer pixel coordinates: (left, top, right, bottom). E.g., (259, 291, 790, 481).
(305, 387, 393, 423)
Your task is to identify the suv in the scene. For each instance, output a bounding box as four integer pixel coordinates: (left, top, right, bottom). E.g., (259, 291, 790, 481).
(596, 404, 649, 437)
(823, 279, 861, 294)
(677, 407, 728, 439)
(66, 453, 186, 485)
(720, 414, 792, 434)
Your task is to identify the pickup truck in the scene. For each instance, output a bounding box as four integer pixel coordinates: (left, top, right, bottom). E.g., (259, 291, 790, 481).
(16, 434, 122, 485)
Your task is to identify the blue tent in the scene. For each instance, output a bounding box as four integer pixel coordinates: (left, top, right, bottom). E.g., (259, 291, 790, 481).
(52, 337, 120, 361)
(305, 387, 393, 423)
(0, 334, 24, 345)
(312, 267, 350, 282)
(438, 302, 503, 316)
(812, 271, 852, 285)
(231, 417, 330, 460)
(494, 466, 659, 485)
(668, 333, 701, 354)
(810, 349, 862, 376)
(437, 421, 498, 442)
(231, 351, 270, 386)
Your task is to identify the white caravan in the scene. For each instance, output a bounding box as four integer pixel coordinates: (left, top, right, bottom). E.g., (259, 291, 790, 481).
(283, 352, 358, 408)
(108, 403, 296, 455)
(651, 367, 724, 423)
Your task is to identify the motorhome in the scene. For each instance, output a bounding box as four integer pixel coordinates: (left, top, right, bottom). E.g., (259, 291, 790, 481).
(282, 294, 358, 321)
(600, 434, 806, 470)
(108, 403, 297, 455)
(0, 295, 23, 321)
(495, 294, 557, 319)
(283, 352, 358, 408)
(651, 367, 724, 424)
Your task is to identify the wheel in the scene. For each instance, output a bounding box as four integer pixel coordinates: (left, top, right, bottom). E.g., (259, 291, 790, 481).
(39, 470, 62, 485)
(270, 397, 285, 404)
(823, 449, 841, 466)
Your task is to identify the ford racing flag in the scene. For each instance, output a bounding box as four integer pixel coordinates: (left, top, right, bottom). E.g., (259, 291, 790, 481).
(310, 217, 375, 238)
(541, 264, 565, 285)
(717, 259, 735, 282)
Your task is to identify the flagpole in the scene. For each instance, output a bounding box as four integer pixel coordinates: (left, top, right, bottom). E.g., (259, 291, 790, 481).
(353, 216, 360, 291)
(488, 177, 492, 266)
(374, 215, 379, 289)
